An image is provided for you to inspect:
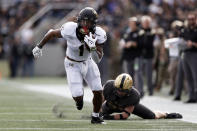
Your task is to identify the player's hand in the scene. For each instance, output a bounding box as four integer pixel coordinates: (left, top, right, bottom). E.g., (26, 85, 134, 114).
(32, 46, 42, 59)
(186, 40, 193, 48)
(84, 32, 97, 51)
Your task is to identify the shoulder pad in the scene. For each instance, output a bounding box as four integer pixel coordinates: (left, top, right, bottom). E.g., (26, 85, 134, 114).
(95, 26, 107, 44)
(103, 80, 115, 100)
(60, 22, 77, 39)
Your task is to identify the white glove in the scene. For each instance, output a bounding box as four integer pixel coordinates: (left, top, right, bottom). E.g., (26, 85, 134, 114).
(84, 32, 97, 51)
(32, 46, 42, 58)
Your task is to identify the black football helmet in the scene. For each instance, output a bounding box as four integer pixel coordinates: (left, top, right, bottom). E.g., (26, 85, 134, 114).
(77, 7, 98, 38)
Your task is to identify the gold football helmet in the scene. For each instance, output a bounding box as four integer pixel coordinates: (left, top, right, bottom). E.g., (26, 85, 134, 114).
(114, 73, 133, 91)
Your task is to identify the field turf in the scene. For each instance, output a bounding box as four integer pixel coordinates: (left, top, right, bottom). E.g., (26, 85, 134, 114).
(0, 77, 197, 131)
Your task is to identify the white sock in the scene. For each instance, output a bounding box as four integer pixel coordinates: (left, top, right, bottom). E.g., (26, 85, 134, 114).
(92, 112, 99, 117)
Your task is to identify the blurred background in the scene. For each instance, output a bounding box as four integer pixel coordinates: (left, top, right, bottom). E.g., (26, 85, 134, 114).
(0, 0, 197, 101)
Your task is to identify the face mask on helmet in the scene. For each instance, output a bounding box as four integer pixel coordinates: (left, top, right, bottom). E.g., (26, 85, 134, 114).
(78, 19, 95, 35)
(77, 7, 98, 35)
(114, 73, 133, 96)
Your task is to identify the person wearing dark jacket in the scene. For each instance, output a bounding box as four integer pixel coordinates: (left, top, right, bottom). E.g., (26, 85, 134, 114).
(137, 16, 155, 97)
(121, 17, 141, 78)
(180, 13, 197, 103)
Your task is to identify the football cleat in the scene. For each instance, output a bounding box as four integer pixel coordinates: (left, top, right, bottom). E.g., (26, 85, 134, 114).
(165, 113, 183, 119)
(91, 116, 106, 124)
(76, 100, 83, 110)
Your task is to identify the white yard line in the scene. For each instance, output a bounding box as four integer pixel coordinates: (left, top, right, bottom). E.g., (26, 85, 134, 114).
(0, 107, 50, 110)
(0, 112, 84, 115)
(1, 80, 197, 124)
(0, 119, 181, 123)
(0, 128, 191, 131)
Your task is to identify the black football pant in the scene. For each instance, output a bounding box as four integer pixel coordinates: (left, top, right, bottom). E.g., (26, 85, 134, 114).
(102, 102, 155, 119)
(174, 57, 185, 98)
(182, 52, 197, 100)
(133, 103, 155, 119)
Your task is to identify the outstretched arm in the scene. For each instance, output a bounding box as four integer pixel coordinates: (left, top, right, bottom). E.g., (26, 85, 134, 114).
(113, 106, 134, 120)
(103, 105, 134, 120)
(37, 29, 62, 48)
(32, 29, 62, 58)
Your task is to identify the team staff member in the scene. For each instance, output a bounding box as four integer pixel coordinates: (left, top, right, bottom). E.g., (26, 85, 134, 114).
(101, 73, 182, 120)
(121, 17, 141, 78)
(32, 7, 107, 124)
(138, 16, 155, 97)
(181, 13, 197, 103)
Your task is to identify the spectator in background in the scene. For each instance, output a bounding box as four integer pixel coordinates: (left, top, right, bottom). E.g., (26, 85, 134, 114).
(181, 13, 197, 103)
(21, 27, 34, 77)
(0, 36, 4, 58)
(172, 20, 187, 101)
(167, 20, 183, 95)
(9, 36, 21, 78)
(0, 1, 43, 61)
(137, 16, 155, 97)
(154, 28, 169, 91)
(120, 17, 141, 79)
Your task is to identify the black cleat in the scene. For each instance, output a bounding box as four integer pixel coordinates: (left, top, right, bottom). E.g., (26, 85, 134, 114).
(76, 100, 83, 110)
(184, 99, 196, 103)
(91, 116, 106, 124)
(173, 96, 181, 101)
(165, 113, 183, 119)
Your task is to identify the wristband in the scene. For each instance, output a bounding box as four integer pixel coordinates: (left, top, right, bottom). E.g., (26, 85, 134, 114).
(37, 44, 43, 49)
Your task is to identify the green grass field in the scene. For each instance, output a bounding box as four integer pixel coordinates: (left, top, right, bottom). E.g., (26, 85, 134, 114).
(0, 78, 197, 131)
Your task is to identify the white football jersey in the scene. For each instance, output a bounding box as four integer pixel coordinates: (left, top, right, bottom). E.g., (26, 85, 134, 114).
(60, 22, 107, 61)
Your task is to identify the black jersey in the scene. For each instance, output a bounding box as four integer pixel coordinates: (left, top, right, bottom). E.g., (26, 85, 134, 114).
(180, 26, 197, 52)
(122, 30, 141, 60)
(138, 28, 155, 59)
(103, 80, 140, 109)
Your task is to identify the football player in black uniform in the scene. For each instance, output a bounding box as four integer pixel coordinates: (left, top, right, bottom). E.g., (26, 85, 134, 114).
(101, 73, 183, 120)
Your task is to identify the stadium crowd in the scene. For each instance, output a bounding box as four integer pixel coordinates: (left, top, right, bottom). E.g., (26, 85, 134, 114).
(0, 0, 46, 77)
(0, 0, 197, 103)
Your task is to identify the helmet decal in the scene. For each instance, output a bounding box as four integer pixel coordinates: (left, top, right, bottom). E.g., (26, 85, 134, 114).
(119, 75, 126, 89)
(114, 73, 133, 91)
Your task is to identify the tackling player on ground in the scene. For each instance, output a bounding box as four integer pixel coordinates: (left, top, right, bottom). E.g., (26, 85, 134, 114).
(32, 7, 107, 124)
(101, 73, 183, 120)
